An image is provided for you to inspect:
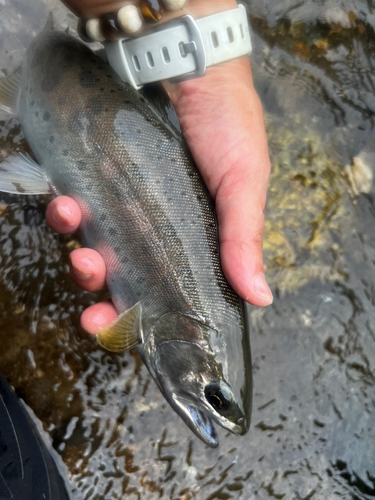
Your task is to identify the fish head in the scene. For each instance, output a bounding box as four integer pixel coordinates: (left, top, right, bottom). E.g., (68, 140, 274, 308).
(151, 311, 252, 447)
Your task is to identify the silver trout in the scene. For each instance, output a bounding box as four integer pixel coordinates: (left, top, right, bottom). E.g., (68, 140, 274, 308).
(0, 27, 252, 447)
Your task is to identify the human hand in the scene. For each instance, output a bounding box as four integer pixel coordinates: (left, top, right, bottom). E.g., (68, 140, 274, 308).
(48, 0, 272, 334)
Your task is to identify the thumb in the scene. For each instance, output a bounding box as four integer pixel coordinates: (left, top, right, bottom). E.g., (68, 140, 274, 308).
(216, 162, 272, 306)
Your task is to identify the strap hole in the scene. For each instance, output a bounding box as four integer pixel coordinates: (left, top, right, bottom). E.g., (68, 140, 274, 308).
(146, 51, 155, 68)
(227, 27, 234, 43)
(179, 41, 188, 58)
(162, 47, 171, 63)
(132, 55, 141, 72)
(211, 31, 219, 48)
(239, 23, 245, 39)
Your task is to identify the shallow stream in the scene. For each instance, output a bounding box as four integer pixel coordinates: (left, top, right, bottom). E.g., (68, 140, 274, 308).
(0, 0, 374, 498)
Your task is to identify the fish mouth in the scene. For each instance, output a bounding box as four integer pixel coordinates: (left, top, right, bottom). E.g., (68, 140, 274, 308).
(187, 405, 218, 448)
(185, 405, 248, 447)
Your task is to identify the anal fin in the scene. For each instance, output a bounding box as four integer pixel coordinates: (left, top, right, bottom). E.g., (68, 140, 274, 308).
(0, 68, 22, 116)
(0, 152, 51, 195)
(96, 302, 143, 353)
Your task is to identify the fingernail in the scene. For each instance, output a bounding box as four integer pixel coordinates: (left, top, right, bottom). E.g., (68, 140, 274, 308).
(253, 273, 273, 304)
(53, 204, 73, 226)
(71, 257, 95, 280)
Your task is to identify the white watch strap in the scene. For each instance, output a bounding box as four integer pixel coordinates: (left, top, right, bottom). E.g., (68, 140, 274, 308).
(105, 4, 252, 89)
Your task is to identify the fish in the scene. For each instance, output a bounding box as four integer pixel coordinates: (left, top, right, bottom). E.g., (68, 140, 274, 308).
(0, 24, 252, 447)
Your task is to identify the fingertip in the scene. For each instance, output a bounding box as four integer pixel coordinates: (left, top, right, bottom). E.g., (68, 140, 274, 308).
(221, 240, 273, 307)
(69, 248, 106, 291)
(46, 196, 81, 234)
(246, 272, 273, 306)
(81, 301, 118, 335)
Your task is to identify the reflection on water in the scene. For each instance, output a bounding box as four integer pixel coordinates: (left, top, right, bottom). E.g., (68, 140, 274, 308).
(0, 0, 374, 498)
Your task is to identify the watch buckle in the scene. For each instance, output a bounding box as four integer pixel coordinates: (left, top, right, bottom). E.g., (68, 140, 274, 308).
(105, 15, 207, 89)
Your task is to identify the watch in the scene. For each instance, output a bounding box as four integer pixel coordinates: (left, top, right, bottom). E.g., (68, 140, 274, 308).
(105, 4, 252, 89)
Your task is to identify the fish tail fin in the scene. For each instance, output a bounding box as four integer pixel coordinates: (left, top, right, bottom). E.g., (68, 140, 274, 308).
(44, 12, 54, 31)
(0, 67, 22, 116)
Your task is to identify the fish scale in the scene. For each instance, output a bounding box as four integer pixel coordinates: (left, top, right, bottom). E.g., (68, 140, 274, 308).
(0, 27, 252, 447)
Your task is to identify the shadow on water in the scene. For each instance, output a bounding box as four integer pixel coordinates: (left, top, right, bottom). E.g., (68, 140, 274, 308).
(0, 0, 375, 498)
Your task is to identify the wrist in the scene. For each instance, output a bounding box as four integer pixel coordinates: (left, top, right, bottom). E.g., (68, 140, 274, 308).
(164, 56, 255, 111)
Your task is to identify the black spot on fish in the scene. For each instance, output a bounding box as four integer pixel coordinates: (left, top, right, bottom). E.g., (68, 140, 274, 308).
(49, 135, 54, 143)
(124, 100, 131, 104)
(110, 89, 116, 93)
(79, 69, 97, 87)
(43, 112, 50, 121)
(181, 191, 186, 196)
(30, 100, 35, 106)
(157, 156, 162, 160)
(100, 88, 105, 91)
(77, 160, 86, 171)
(108, 228, 117, 236)
(171, 158, 176, 163)
(100, 214, 107, 221)
(137, 129, 141, 134)
(181, 218, 185, 222)
(62, 150, 69, 156)
(136, 277, 144, 284)
(106, 74, 112, 78)
(87, 97, 103, 116)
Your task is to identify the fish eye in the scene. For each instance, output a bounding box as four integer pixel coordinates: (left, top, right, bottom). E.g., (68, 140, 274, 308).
(205, 383, 233, 412)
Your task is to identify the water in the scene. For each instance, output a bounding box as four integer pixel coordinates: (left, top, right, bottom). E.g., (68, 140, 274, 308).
(0, 0, 374, 498)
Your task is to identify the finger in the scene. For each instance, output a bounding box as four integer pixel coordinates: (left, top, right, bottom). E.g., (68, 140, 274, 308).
(216, 152, 272, 307)
(46, 196, 81, 234)
(217, 190, 272, 307)
(81, 301, 118, 334)
(69, 248, 107, 291)
(213, 82, 272, 306)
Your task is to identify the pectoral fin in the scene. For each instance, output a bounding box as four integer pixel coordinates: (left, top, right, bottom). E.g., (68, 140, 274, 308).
(0, 68, 22, 115)
(96, 302, 143, 353)
(0, 153, 51, 195)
